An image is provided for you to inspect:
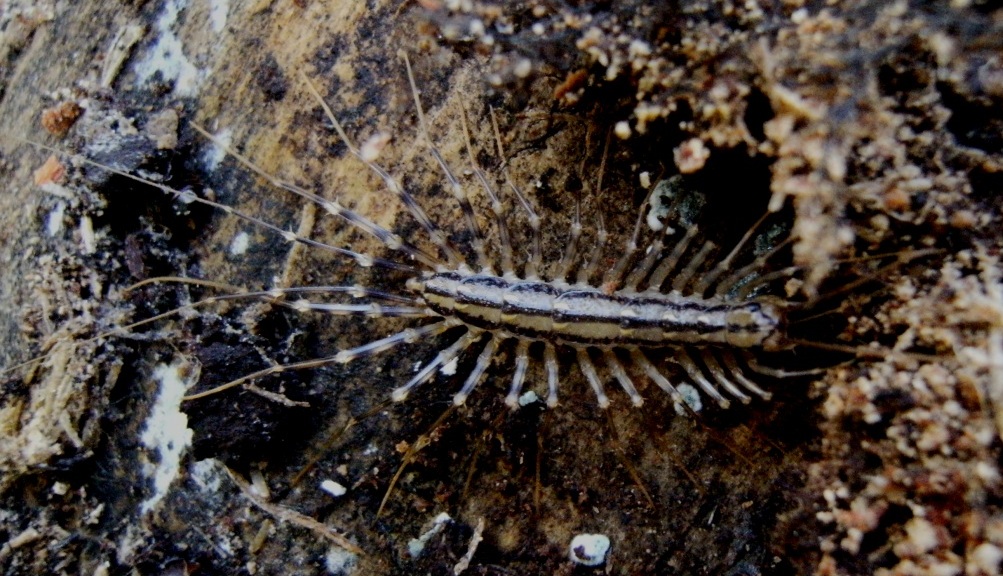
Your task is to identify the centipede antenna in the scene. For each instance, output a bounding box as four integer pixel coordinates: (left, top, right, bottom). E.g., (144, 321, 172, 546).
(577, 348, 610, 408)
(693, 210, 772, 296)
(390, 329, 482, 402)
(301, 70, 463, 270)
(799, 249, 938, 309)
(776, 339, 942, 364)
(489, 106, 543, 280)
(459, 103, 516, 278)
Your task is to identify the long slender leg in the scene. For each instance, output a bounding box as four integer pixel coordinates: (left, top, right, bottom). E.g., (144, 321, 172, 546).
(489, 108, 543, 280)
(672, 241, 717, 293)
(459, 106, 516, 277)
(301, 69, 463, 269)
(742, 353, 830, 378)
(544, 343, 560, 408)
(505, 339, 532, 409)
(577, 214, 608, 286)
(603, 185, 659, 291)
(453, 335, 503, 405)
(692, 211, 771, 295)
(676, 349, 731, 409)
(577, 131, 612, 286)
(700, 351, 752, 404)
(191, 123, 437, 271)
(391, 330, 483, 402)
(30, 136, 418, 274)
(646, 226, 699, 290)
(404, 54, 489, 274)
(714, 237, 792, 297)
(184, 322, 452, 401)
(577, 348, 610, 408)
(719, 351, 773, 400)
(622, 235, 665, 292)
(629, 349, 685, 405)
(555, 193, 583, 284)
(332, 323, 454, 364)
(604, 350, 644, 407)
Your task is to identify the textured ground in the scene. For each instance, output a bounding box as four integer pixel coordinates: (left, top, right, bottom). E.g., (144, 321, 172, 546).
(1, 1, 1002, 575)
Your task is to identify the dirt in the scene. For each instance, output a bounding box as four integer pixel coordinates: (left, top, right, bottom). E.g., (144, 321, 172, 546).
(1, 1, 1002, 575)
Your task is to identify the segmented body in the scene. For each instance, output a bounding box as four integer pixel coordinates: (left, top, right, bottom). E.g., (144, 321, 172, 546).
(418, 272, 781, 348)
(37, 58, 816, 415)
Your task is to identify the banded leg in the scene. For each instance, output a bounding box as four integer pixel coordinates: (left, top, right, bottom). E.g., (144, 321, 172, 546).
(629, 349, 685, 405)
(692, 211, 771, 295)
(453, 335, 503, 405)
(36, 135, 416, 274)
(700, 351, 752, 404)
(604, 184, 658, 291)
(460, 106, 516, 277)
(714, 237, 793, 297)
(646, 226, 700, 290)
(672, 241, 717, 293)
(577, 348, 610, 409)
(302, 70, 464, 269)
(391, 330, 483, 401)
(577, 133, 612, 286)
(719, 351, 773, 400)
(505, 339, 532, 409)
(405, 54, 489, 274)
(622, 234, 666, 293)
(333, 323, 453, 364)
(191, 123, 437, 271)
(743, 354, 829, 378)
(184, 322, 451, 401)
(577, 214, 609, 286)
(544, 343, 560, 408)
(676, 349, 730, 409)
(490, 108, 543, 280)
(604, 350, 644, 407)
(555, 193, 583, 284)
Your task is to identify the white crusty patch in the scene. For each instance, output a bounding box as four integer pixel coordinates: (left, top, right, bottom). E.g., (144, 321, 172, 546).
(209, 0, 228, 33)
(228, 230, 250, 256)
(132, 0, 201, 97)
(139, 362, 195, 514)
(202, 126, 233, 172)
